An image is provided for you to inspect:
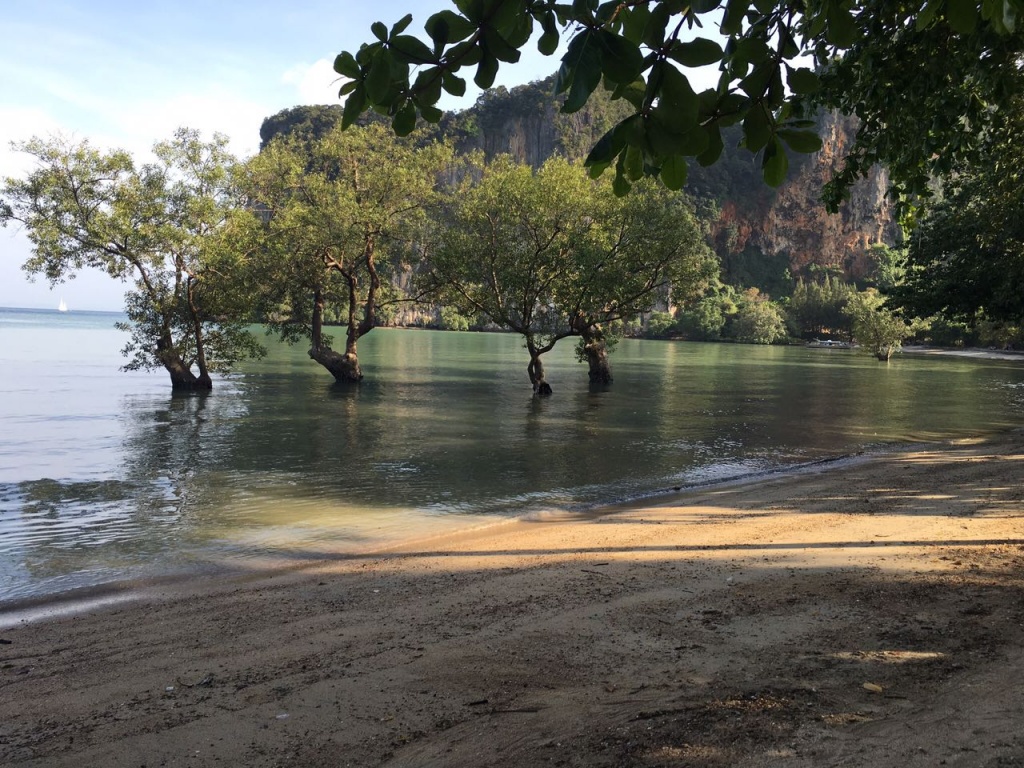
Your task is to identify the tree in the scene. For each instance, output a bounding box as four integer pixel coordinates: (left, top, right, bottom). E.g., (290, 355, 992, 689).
(675, 282, 739, 341)
(787, 275, 856, 338)
(892, 95, 1024, 326)
(732, 287, 788, 344)
(845, 289, 914, 360)
(241, 123, 452, 383)
(335, 0, 1023, 208)
(1, 130, 264, 390)
(426, 156, 714, 392)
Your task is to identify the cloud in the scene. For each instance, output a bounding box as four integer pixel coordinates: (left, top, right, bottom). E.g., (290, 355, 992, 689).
(0, 107, 64, 176)
(281, 58, 346, 107)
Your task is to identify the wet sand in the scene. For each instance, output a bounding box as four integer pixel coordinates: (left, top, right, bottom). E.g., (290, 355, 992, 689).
(2, 431, 1023, 766)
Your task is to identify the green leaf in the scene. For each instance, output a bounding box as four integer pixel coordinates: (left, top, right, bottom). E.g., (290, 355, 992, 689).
(946, 0, 979, 32)
(449, 39, 484, 66)
(657, 63, 700, 132)
(642, 3, 672, 47)
(586, 125, 627, 166)
(333, 51, 360, 79)
(414, 68, 444, 105)
(826, 4, 859, 46)
(777, 128, 823, 153)
(454, 0, 485, 22)
(660, 155, 688, 190)
(612, 169, 632, 196)
(559, 31, 603, 112)
(916, 0, 941, 28)
(696, 125, 724, 166)
(597, 30, 643, 83)
(742, 105, 772, 152)
(786, 66, 821, 95)
(489, 0, 527, 34)
(426, 10, 476, 45)
(721, 0, 750, 35)
(391, 13, 414, 36)
(443, 71, 467, 97)
(624, 144, 645, 181)
(676, 126, 710, 156)
(392, 102, 417, 136)
(365, 54, 394, 103)
(420, 104, 443, 123)
(338, 80, 359, 97)
(620, 4, 651, 44)
(739, 64, 773, 99)
(668, 38, 724, 67)
(538, 26, 560, 55)
(390, 35, 437, 64)
(690, 0, 721, 12)
(483, 27, 522, 63)
(610, 77, 647, 109)
(342, 84, 367, 129)
(371, 21, 388, 42)
(475, 52, 500, 88)
(762, 137, 789, 186)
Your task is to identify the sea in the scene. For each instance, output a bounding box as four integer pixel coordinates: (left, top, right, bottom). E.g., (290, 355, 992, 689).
(2, 306, 1023, 607)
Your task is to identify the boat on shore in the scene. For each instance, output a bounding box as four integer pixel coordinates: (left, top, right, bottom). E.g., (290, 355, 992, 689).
(806, 339, 853, 349)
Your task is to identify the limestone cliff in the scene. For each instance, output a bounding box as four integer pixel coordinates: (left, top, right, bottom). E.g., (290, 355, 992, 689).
(259, 81, 901, 299)
(451, 82, 901, 293)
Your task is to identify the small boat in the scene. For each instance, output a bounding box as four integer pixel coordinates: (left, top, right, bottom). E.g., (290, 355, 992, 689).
(806, 338, 852, 349)
(58, 297, 69, 312)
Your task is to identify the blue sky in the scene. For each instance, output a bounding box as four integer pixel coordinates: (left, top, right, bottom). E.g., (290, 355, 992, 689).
(0, 1, 567, 310)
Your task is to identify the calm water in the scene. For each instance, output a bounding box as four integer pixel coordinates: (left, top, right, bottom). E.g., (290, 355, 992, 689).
(2, 306, 1024, 604)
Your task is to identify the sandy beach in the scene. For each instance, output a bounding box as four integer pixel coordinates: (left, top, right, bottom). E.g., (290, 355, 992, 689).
(2, 431, 1023, 767)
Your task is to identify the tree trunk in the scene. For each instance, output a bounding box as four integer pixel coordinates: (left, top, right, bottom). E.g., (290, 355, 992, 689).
(527, 346, 552, 396)
(581, 328, 613, 385)
(187, 278, 213, 390)
(309, 344, 363, 382)
(156, 334, 210, 391)
(309, 286, 363, 383)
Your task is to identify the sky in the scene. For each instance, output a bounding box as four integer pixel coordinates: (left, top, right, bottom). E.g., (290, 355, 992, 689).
(0, 1, 571, 311)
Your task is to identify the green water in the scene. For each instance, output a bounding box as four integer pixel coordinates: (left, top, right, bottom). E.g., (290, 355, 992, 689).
(2, 309, 1023, 604)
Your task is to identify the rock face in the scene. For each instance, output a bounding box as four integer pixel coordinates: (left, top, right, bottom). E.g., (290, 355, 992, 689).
(711, 112, 899, 284)
(453, 84, 901, 292)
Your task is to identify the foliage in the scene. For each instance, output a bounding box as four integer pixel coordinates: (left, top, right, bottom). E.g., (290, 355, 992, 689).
(859, 243, 906, 292)
(336, 0, 1024, 208)
(645, 311, 678, 338)
(240, 123, 453, 382)
(675, 282, 740, 341)
(893, 93, 1024, 325)
(845, 288, 914, 360)
(260, 105, 346, 149)
(732, 287, 788, 344)
(0, 130, 264, 389)
(787, 276, 856, 337)
(426, 155, 715, 389)
(439, 304, 473, 331)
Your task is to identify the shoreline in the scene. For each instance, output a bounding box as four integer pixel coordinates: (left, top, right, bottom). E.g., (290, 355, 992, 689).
(2, 430, 1023, 766)
(0, 439, 911, 625)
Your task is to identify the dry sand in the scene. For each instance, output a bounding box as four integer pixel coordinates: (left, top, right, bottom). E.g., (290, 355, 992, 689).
(2, 432, 1023, 767)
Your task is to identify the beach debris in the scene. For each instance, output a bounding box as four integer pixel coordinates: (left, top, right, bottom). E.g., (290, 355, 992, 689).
(863, 682, 884, 694)
(165, 686, 175, 692)
(275, 712, 290, 720)
(0, 638, 12, 645)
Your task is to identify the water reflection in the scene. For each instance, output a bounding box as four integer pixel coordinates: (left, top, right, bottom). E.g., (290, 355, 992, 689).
(2, 322, 1024, 602)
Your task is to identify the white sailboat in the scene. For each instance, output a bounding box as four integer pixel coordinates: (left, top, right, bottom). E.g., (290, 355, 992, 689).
(58, 297, 69, 312)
